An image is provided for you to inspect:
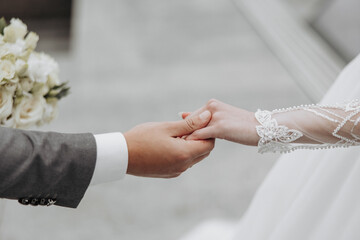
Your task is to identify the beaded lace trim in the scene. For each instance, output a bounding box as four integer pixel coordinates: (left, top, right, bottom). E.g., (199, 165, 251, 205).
(255, 100, 360, 154)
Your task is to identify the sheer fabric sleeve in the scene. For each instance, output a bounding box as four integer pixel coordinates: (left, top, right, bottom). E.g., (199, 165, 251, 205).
(255, 99, 360, 153)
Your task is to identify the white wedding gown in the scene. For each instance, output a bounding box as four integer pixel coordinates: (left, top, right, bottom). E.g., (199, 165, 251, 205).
(181, 53, 360, 240)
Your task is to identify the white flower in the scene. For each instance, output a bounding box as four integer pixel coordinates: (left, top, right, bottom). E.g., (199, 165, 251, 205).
(27, 52, 59, 83)
(0, 18, 66, 129)
(3, 18, 28, 43)
(15, 59, 28, 76)
(0, 88, 13, 121)
(13, 95, 45, 129)
(48, 73, 61, 87)
(25, 32, 39, 49)
(19, 77, 34, 92)
(2, 115, 15, 128)
(0, 39, 26, 58)
(0, 59, 16, 82)
(8, 76, 19, 85)
(31, 82, 49, 96)
(4, 82, 17, 94)
(42, 100, 58, 124)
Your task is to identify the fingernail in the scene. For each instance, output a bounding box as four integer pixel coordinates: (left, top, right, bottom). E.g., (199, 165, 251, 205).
(199, 110, 211, 121)
(178, 112, 184, 118)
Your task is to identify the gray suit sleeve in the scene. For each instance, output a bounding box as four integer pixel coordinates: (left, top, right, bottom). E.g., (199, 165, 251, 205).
(0, 127, 97, 208)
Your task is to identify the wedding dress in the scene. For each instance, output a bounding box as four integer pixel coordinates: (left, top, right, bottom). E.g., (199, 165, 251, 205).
(181, 53, 360, 240)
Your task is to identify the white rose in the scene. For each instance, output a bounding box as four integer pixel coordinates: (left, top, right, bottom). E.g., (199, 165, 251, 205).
(25, 32, 39, 49)
(1, 115, 15, 128)
(4, 82, 17, 94)
(0, 88, 13, 121)
(13, 95, 45, 129)
(48, 73, 61, 87)
(8, 76, 19, 85)
(27, 52, 59, 83)
(19, 77, 34, 92)
(0, 48, 6, 58)
(15, 59, 28, 76)
(0, 60, 16, 82)
(0, 39, 26, 58)
(41, 100, 58, 125)
(3, 18, 28, 43)
(31, 82, 49, 96)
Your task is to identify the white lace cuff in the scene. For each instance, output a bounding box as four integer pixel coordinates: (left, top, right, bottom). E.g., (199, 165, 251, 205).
(255, 100, 360, 154)
(255, 110, 303, 153)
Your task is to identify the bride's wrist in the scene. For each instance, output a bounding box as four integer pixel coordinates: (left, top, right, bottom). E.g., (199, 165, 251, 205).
(248, 111, 261, 146)
(271, 111, 320, 144)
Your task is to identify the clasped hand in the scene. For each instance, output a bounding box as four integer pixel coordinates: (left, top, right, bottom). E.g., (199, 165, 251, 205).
(124, 110, 214, 178)
(182, 99, 259, 145)
(124, 99, 259, 178)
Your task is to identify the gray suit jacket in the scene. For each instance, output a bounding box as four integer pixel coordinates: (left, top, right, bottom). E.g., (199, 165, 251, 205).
(0, 127, 97, 208)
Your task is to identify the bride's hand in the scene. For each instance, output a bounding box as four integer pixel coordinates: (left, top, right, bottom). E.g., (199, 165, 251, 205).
(183, 99, 259, 146)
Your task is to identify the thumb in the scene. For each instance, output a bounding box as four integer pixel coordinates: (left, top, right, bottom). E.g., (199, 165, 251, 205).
(171, 110, 211, 136)
(178, 112, 191, 119)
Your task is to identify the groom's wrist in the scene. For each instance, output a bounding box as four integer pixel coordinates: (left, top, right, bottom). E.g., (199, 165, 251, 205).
(90, 132, 128, 185)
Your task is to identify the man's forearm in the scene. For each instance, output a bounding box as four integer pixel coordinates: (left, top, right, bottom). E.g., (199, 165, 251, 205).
(0, 127, 96, 208)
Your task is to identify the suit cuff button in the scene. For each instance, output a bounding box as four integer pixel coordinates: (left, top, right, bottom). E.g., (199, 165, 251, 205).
(30, 198, 39, 206)
(47, 199, 56, 206)
(18, 198, 30, 205)
(39, 198, 47, 206)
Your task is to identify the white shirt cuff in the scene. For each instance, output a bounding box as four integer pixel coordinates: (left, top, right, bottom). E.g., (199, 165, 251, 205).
(90, 132, 128, 185)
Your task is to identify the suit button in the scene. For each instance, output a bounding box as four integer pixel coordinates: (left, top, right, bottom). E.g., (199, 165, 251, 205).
(30, 198, 39, 206)
(18, 198, 30, 205)
(39, 198, 47, 206)
(47, 198, 57, 206)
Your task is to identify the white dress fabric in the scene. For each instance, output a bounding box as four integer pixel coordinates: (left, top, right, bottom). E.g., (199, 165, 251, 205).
(181, 53, 360, 240)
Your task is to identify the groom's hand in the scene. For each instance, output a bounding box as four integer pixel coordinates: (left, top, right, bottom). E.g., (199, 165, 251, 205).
(124, 111, 214, 178)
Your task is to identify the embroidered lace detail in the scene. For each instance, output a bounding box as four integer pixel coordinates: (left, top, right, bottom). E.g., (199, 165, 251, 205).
(255, 99, 360, 154)
(255, 111, 303, 153)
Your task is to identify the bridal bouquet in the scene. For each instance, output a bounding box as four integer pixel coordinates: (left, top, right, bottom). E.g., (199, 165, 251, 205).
(0, 18, 69, 129)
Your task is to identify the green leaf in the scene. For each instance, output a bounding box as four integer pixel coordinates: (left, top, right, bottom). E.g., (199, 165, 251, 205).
(55, 87, 70, 100)
(51, 82, 68, 90)
(45, 82, 71, 100)
(0, 17, 7, 35)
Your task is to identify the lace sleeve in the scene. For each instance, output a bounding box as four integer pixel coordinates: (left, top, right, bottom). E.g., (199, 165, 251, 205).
(255, 99, 360, 153)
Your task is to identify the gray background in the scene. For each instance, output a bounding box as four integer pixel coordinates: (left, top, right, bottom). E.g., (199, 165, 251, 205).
(1, 0, 356, 239)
